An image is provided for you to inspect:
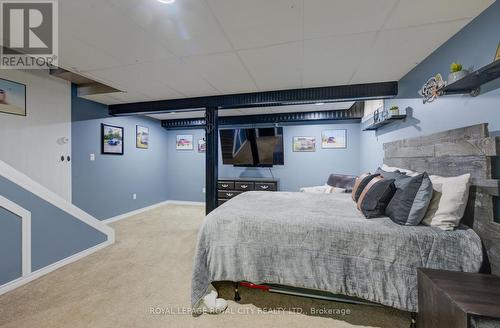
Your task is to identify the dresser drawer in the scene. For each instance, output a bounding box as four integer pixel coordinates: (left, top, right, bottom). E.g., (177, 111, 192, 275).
(218, 199, 228, 206)
(235, 181, 254, 191)
(255, 182, 277, 191)
(218, 191, 240, 199)
(218, 181, 235, 190)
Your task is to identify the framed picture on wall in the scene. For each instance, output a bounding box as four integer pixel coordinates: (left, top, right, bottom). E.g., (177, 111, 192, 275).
(176, 134, 193, 150)
(101, 124, 124, 155)
(0, 78, 26, 116)
(322, 129, 347, 149)
(136, 125, 149, 149)
(198, 138, 206, 153)
(292, 136, 316, 152)
(495, 42, 500, 61)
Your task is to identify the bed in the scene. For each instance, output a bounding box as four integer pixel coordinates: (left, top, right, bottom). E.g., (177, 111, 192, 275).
(191, 123, 500, 313)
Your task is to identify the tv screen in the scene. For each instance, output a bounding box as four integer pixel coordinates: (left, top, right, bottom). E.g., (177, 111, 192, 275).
(220, 127, 284, 167)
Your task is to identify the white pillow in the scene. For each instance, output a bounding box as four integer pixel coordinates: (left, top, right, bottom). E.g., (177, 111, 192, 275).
(300, 185, 346, 194)
(422, 173, 471, 230)
(381, 164, 419, 177)
(300, 185, 329, 193)
(325, 186, 347, 194)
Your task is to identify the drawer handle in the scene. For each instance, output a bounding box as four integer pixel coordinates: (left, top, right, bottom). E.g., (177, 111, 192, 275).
(226, 193, 234, 197)
(260, 185, 269, 190)
(222, 184, 229, 188)
(240, 185, 248, 189)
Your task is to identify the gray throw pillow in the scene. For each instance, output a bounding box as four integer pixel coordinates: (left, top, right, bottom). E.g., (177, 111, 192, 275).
(375, 167, 411, 189)
(386, 173, 433, 226)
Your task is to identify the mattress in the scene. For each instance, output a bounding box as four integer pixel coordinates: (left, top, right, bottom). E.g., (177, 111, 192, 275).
(191, 191, 483, 312)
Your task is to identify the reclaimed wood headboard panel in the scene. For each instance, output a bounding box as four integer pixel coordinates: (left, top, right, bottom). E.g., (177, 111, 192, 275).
(383, 123, 500, 276)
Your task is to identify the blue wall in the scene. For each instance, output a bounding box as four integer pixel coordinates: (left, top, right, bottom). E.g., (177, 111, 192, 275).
(71, 87, 170, 219)
(360, 1, 500, 173)
(0, 207, 22, 285)
(220, 123, 361, 191)
(359, 1, 500, 220)
(166, 122, 360, 201)
(0, 176, 107, 284)
(165, 129, 206, 202)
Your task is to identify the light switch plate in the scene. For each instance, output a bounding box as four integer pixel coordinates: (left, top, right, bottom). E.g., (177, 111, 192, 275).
(90, 154, 95, 161)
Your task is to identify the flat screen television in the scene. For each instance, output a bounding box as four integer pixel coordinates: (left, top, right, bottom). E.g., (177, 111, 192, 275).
(220, 127, 284, 167)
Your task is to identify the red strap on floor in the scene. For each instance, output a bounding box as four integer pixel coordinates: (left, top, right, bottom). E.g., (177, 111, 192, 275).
(239, 282, 270, 291)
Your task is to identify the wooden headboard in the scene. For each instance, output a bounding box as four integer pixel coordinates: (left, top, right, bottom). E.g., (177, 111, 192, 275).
(383, 123, 500, 276)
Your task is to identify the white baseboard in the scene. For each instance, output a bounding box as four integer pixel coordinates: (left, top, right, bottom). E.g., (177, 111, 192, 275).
(0, 240, 112, 296)
(165, 200, 205, 206)
(0, 200, 204, 296)
(102, 200, 171, 224)
(102, 200, 204, 225)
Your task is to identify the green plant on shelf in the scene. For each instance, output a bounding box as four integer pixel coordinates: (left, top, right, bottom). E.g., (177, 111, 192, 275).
(450, 62, 463, 73)
(389, 106, 399, 116)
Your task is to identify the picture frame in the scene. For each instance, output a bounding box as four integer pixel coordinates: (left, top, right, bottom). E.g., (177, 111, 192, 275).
(0, 78, 26, 116)
(176, 134, 193, 150)
(136, 125, 149, 149)
(101, 123, 124, 155)
(495, 42, 500, 62)
(321, 129, 347, 149)
(198, 138, 206, 153)
(292, 136, 316, 152)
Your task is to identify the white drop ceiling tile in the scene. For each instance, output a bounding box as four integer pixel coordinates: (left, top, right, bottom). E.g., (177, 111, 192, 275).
(149, 110, 206, 120)
(351, 19, 471, 84)
(121, 0, 232, 56)
(79, 93, 123, 105)
(238, 42, 302, 91)
(183, 52, 257, 94)
(139, 59, 220, 97)
(109, 92, 152, 103)
(106, 0, 141, 10)
(384, 0, 494, 30)
(85, 64, 182, 100)
(61, 1, 174, 67)
(207, 0, 302, 49)
(150, 101, 357, 120)
(303, 32, 377, 87)
(59, 36, 120, 72)
(304, 0, 398, 39)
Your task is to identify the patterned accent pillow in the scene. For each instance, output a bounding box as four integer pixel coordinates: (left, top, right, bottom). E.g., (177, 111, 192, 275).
(386, 173, 433, 226)
(351, 173, 380, 202)
(357, 177, 396, 219)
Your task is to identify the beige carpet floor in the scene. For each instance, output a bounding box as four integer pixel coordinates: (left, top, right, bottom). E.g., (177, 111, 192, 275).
(0, 204, 410, 328)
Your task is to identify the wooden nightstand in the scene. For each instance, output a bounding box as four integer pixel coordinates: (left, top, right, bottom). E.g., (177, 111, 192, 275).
(417, 268, 500, 328)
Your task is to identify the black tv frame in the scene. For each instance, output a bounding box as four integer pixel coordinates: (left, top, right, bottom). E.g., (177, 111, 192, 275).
(220, 127, 284, 168)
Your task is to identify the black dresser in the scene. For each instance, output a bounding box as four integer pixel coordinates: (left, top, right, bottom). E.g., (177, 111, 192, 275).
(217, 178, 279, 206)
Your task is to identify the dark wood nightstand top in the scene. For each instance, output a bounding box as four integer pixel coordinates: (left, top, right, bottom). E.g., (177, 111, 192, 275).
(418, 268, 500, 319)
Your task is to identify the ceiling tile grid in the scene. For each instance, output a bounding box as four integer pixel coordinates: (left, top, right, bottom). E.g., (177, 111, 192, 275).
(54, 0, 494, 106)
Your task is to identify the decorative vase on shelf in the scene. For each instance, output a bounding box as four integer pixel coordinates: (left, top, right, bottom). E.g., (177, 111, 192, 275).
(447, 70, 469, 84)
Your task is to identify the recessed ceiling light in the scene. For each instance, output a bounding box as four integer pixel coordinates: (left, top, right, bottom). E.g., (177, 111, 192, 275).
(315, 102, 325, 106)
(158, 0, 175, 4)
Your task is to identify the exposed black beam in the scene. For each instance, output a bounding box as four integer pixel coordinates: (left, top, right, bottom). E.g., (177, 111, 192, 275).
(161, 102, 364, 130)
(205, 107, 218, 214)
(109, 82, 397, 116)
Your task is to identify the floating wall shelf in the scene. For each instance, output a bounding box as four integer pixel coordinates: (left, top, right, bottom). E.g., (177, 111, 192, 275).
(440, 60, 500, 97)
(363, 114, 407, 131)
